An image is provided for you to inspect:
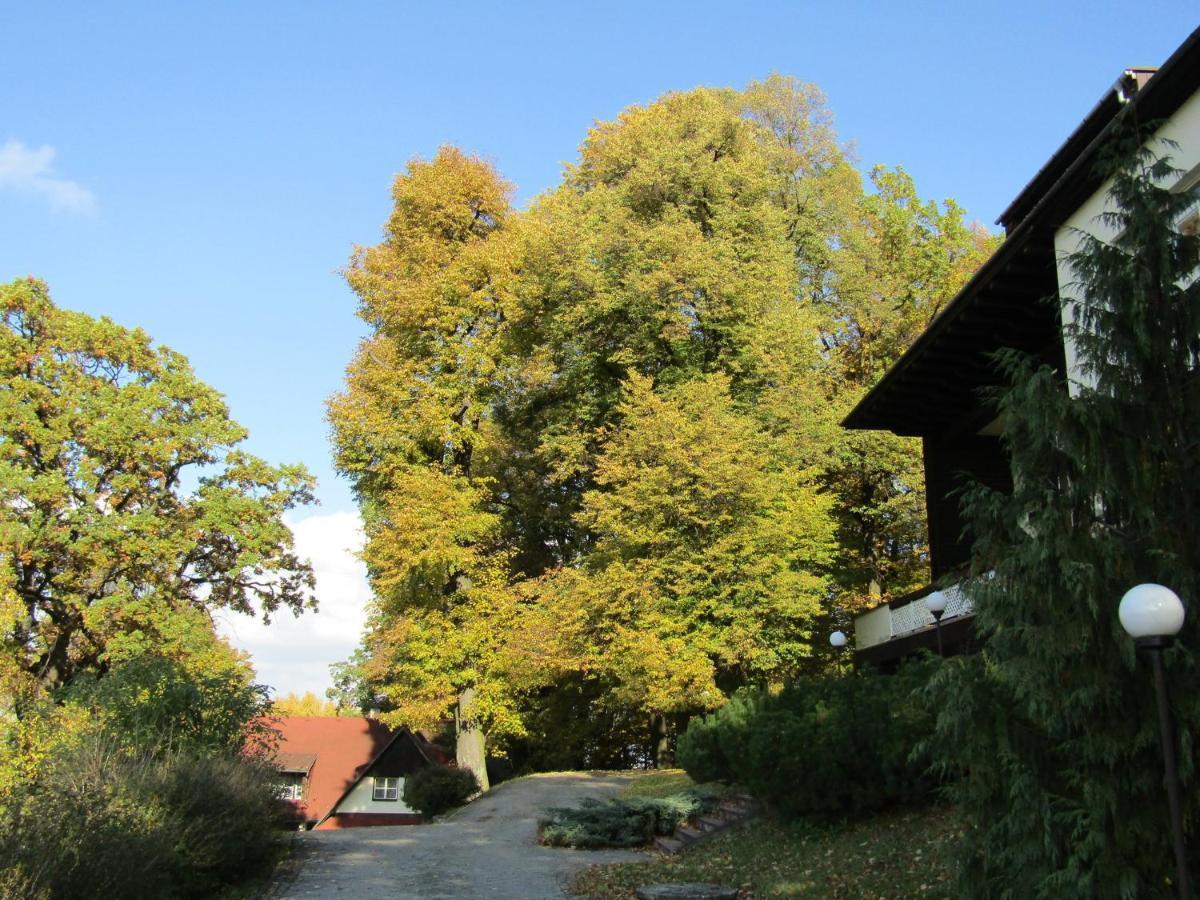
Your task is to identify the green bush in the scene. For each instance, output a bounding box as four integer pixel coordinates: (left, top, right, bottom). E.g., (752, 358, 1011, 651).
(676, 688, 766, 784)
(539, 788, 722, 848)
(678, 657, 940, 818)
(0, 737, 285, 899)
(401, 765, 479, 818)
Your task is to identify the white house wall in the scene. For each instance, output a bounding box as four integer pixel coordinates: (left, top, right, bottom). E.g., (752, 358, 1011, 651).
(333, 777, 417, 815)
(855, 604, 893, 651)
(1055, 86, 1200, 395)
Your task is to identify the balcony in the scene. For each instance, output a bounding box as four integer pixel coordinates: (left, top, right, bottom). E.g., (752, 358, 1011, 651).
(853, 583, 975, 662)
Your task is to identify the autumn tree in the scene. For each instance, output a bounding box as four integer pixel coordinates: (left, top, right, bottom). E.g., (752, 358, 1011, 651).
(331, 78, 997, 770)
(550, 375, 833, 760)
(824, 167, 999, 608)
(272, 691, 342, 717)
(329, 146, 524, 788)
(0, 278, 315, 701)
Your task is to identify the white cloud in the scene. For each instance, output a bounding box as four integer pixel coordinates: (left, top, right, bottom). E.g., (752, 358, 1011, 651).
(215, 510, 372, 699)
(0, 139, 97, 214)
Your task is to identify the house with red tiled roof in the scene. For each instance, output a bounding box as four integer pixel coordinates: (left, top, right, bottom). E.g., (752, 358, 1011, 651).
(266, 716, 444, 829)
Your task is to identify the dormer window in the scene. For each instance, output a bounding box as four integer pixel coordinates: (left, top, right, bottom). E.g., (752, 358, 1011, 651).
(278, 773, 304, 801)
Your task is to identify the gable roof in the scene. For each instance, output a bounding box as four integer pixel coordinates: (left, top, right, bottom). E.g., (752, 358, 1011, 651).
(266, 716, 401, 823)
(315, 723, 437, 827)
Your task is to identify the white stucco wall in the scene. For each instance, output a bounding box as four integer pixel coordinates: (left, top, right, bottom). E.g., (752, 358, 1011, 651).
(854, 604, 893, 650)
(1054, 86, 1200, 395)
(333, 776, 417, 815)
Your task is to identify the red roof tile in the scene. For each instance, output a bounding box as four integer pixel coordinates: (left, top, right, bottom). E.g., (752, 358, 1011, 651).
(263, 717, 396, 823)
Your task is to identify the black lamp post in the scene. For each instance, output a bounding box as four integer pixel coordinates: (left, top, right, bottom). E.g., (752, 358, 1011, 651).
(924, 591, 947, 657)
(1119, 583, 1192, 900)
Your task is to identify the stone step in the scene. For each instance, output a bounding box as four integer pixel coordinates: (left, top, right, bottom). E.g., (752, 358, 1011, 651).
(675, 825, 705, 843)
(636, 884, 738, 900)
(715, 801, 753, 816)
(696, 815, 726, 831)
(718, 803, 753, 818)
(653, 836, 685, 855)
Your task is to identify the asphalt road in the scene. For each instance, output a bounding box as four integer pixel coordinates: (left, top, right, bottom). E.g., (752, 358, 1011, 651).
(274, 771, 644, 899)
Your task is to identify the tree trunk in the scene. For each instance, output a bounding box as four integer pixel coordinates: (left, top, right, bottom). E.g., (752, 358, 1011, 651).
(651, 714, 672, 768)
(455, 687, 490, 792)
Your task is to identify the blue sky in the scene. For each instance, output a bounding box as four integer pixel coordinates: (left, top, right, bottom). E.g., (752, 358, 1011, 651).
(3, 2, 1195, 693)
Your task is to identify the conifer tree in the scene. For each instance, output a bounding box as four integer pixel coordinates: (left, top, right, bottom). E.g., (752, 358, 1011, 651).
(929, 125, 1200, 898)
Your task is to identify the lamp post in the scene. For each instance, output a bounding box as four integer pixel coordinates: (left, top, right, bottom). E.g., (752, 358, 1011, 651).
(829, 630, 847, 674)
(1119, 583, 1191, 900)
(924, 591, 947, 657)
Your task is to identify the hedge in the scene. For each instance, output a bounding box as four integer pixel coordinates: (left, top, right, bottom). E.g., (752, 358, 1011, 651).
(677, 656, 940, 818)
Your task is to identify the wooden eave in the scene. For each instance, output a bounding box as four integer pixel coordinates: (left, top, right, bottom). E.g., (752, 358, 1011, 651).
(842, 222, 1060, 437)
(843, 26, 1200, 439)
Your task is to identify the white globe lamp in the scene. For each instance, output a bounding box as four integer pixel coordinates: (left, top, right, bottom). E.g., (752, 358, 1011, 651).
(924, 591, 948, 656)
(1119, 583, 1185, 642)
(1119, 583, 1190, 898)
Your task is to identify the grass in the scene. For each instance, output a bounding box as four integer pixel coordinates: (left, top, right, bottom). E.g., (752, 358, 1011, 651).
(618, 769, 715, 800)
(570, 803, 959, 899)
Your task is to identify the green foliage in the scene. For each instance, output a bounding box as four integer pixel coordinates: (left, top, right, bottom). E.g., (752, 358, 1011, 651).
(505, 675, 660, 772)
(928, 128, 1200, 898)
(679, 658, 939, 817)
(329, 78, 995, 765)
(401, 765, 479, 818)
(0, 735, 285, 899)
(0, 277, 315, 695)
(68, 648, 271, 757)
(676, 689, 765, 785)
(539, 788, 722, 848)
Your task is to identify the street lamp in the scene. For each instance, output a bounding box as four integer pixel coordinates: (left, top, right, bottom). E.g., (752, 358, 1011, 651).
(1119, 583, 1191, 900)
(924, 591, 947, 657)
(829, 630, 848, 674)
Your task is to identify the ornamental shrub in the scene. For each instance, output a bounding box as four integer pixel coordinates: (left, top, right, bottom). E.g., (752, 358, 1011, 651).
(0, 735, 285, 899)
(402, 765, 479, 818)
(678, 657, 939, 818)
(538, 788, 722, 848)
(676, 688, 766, 784)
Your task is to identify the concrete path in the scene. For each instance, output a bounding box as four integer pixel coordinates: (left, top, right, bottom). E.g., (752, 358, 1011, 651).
(275, 772, 644, 899)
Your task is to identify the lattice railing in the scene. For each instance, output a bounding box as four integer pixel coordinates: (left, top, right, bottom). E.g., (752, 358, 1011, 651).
(888, 583, 974, 638)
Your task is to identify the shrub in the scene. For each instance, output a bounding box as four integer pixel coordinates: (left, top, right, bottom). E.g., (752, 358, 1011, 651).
(402, 765, 479, 818)
(677, 657, 940, 818)
(0, 736, 285, 899)
(539, 788, 722, 848)
(676, 689, 765, 784)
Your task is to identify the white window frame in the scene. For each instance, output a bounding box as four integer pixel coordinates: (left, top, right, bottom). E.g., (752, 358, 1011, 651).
(278, 779, 303, 801)
(372, 776, 400, 801)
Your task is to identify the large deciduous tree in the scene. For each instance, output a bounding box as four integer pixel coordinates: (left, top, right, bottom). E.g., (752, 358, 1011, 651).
(329, 146, 522, 787)
(0, 278, 315, 698)
(331, 78, 997, 770)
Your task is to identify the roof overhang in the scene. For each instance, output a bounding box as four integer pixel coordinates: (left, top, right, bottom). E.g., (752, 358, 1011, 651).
(275, 751, 317, 775)
(844, 26, 1200, 439)
(842, 223, 1060, 436)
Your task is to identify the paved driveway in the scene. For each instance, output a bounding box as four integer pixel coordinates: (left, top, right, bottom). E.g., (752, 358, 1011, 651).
(275, 772, 644, 899)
